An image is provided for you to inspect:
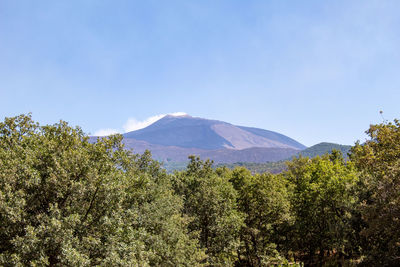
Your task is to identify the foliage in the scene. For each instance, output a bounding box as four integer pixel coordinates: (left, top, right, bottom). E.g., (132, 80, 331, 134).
(2, 114, 400, 266)
(172, 156, 244, 266)
(351, 119, 400, 266)
(284, 151, 359, 266)
(229, 168, 292, 266)
(0, 114, 204, 266)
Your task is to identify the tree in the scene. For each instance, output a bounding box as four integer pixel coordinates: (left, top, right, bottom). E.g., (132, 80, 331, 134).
(284, 152, 359, 266)
(172, 156, 244, 266)
(351, 119, 400, 266)
(0, 114, 205, 266)
(229, 168, 292, 266)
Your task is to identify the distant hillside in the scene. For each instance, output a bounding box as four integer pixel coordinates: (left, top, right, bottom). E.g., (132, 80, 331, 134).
(215, 161, 287, 174)
(92, 116, 351, 172)
(198, 147, 298, 164)
(162, 161, 288, 174)
(295, 142, 352, 159)
(99, 114, 308, 163)
(213, 142, 352, 174)
(123, 114, 306, 150)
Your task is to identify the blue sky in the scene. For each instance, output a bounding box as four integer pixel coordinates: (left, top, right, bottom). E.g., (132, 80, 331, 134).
(1, 0, 399, 146)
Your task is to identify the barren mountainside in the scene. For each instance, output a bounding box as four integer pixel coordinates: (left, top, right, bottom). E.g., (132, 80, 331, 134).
(118, 114, 306, 163)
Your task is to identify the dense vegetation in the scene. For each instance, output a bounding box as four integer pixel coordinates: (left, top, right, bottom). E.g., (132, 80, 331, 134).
(1, 114, 400, 266)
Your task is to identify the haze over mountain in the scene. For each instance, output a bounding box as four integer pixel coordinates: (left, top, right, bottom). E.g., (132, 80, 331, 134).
(110, 114, 307, 163)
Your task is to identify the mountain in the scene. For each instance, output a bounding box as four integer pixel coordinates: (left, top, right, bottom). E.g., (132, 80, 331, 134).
(118, 114, 306, 163)
(213, 142, 353, 174)
(296, 142, 352, 159)
(92, 114, 352, 168)
(123, 114, 306, 150)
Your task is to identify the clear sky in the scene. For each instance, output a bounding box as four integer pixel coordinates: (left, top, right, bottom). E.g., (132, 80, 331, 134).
(1, 0, 399, 146)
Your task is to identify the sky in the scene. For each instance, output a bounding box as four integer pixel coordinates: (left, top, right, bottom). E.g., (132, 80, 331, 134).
(1, 0, 399, 146)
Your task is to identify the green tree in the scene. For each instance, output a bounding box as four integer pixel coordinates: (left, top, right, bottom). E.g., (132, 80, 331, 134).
(229, 168, 292, 266)
(173, 156, 244, 266)
(0, 114, 205, 266)
(284, 152, 359, 266)
(351, 119, 400, 266)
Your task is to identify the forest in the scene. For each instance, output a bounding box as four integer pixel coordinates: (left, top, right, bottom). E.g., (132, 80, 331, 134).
(1, 114, 399, 266)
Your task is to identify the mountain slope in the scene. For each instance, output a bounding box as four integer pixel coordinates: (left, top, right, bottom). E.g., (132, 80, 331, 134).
(199, 147, 299, 163)
(296, 142, 352, 159)
(237, 126, 306, 150)
(89, 114, 308, 164)
(123, 114, 305, 151)
(124, 115, 232, 150)
(214, 142, 353, 174)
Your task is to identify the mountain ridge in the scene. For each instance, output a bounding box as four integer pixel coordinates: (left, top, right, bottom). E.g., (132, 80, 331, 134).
(94, 114, 308, 164)
(123, 114, 306, 151)
(296, 142, 352, 159)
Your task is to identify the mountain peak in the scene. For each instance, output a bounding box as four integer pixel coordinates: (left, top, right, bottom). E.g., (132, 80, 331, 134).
(123, 115, 306, 151)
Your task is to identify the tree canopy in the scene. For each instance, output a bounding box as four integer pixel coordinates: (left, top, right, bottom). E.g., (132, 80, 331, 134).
(1, 114, 400, 266)
(351, 119, 400, 266)
(0, 114, 204, 266)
